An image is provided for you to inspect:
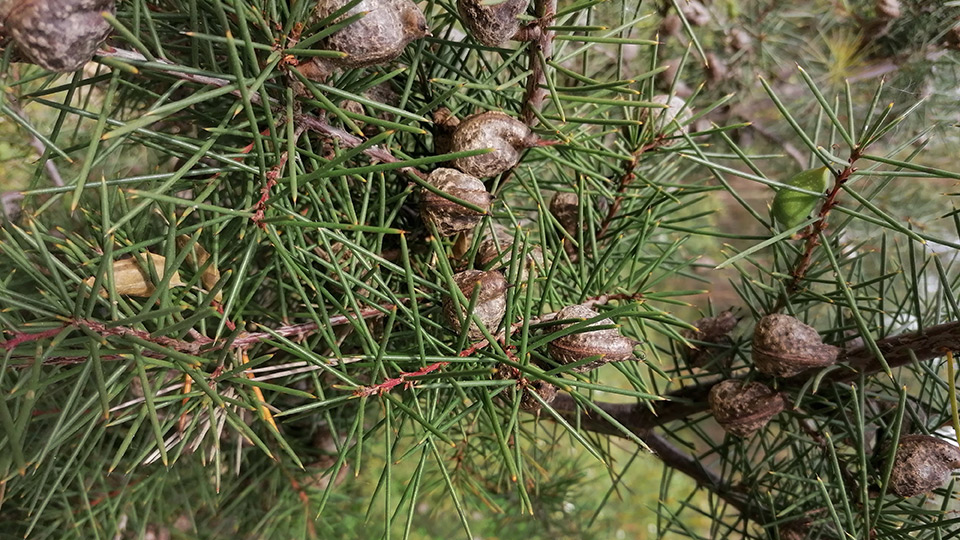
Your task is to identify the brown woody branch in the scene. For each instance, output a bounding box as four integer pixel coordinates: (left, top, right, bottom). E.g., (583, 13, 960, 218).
(520, 0, 557, 126)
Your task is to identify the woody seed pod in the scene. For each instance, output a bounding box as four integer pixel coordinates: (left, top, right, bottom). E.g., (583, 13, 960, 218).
(888, 434, 960, 498)
(4, 0, 115, 72)
(443, 270, 508, 340)
(681, 310, 738, 368)
(547, 304, 639, 372)
(301, 0, 428, 80)
(450, 111, 541, 178)
(457, 0, 529, 46)
(752, 314, 839, 377)
(420, 168, 492, 236)
(549, 192, 579, 232)
(708, 379, 785, 437)
(476, 226, 544, 277)
(493, 364, 557, 413)
(432, 107, 461, 155)
(777, 519, 812, 540)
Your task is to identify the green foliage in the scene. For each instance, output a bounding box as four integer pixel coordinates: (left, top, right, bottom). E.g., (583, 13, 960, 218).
(1, 1, 960, 539)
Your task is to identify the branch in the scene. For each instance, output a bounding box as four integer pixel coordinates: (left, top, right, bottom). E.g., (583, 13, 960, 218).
(520, 0, 557, 126)
(540, 319, 960, 442)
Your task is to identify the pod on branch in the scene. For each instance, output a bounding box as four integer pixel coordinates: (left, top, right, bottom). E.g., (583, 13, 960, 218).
(301, 0, 428, 80)
(443, 270, 508, 340)
(475, 224, 544, 278)
(2, 0, 114, 72)
(888, 434, 960, 498)
(420, 168, 492, 236)
(450, 111, 542, 178)
(708, 379, 785, 437)
(681, 310, 739, 368)
(546, 304, 640, 372)
(495, 364, 557, 413)
(457, 0, 529, 46)
(771, 166, 831, 229)
(752, 314, 839, 377)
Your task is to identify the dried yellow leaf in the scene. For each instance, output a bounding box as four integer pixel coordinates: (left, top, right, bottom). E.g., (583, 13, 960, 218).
(85, 253, 185, 297)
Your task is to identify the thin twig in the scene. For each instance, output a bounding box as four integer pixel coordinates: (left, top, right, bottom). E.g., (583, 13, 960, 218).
(520, 0, 557, 126)
(597, 138, 666, 238)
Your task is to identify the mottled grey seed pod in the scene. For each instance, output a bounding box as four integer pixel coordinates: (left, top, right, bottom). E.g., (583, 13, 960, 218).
(888, 434, 960, 498)
(549, 192, 579, 232)
(443, 270, 508, 340)
(450, 111, 540, 178)
(708, 379, 785, 437)
(420, 168, 492, 236)
(639, 94, 693, 141)
(752, 314, 839, 377)
(547, 304, 639, 372)
(457, 0, 528, 46)
(433, 107, 461, 155)
(682, 310, 739, 368)
(5, 0, 114, 72)
(476, 225, 544, 279)
(303, 0, 428, 79)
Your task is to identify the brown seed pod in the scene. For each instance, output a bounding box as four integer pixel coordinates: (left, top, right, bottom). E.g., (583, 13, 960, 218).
(752, 314, 839, 378)
(432, 107, 461, 155)
(547, 304, 639, 372)
(678, 0, 710, 26)
(640, 94, 693, 141)
(443, 270, 508, 340)
(549, 192, 579, 232)
(708, 379, 785, 437)
(420, 168, 492, 236)
(302, 0, 428, 79)
(475, 225, 544, 279)
(681, 310, 738, 368)
(888, 434, 960, 498)
(4, 0, 115, 72)
(777, 519, 812, 540)
(457, 0, 529, 47)
(494, 363, 557, 413)
(450, 111, 541, 178)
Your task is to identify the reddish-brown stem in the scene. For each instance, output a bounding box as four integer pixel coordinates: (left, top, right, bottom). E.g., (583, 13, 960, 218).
(778, 150, 862, 308)
(597, 138, 665, 239)
(521, 0, 557, 126)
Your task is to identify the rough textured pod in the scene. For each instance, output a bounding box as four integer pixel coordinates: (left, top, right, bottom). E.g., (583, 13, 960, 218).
(708, 379, 785, 437)
(457, 0, 529, 46)
(5, 0, 115, 72)
(443, 270, 508, 340)
(547, 304, 639, 372)
(681, 310, 738, 368)
(888, 434, 960, 498)
(777, 519, 812, 540)
(420, 168, 492, 236)
(549, 191, 579, 232)
(476, 225, 544, 277)
(639, 95, 693, 142)
(450, 111, 540, 178)
(494, 364, 557, 413)
(304, 0, 428, 78)
(752, 314, 839, 377)
(771, 167, 831, 229)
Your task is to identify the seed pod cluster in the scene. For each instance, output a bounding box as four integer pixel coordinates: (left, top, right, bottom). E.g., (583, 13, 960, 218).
(420, 168, 493, 236)
(443, 270, 508, 340)
(546, 304, 639, 372)
(708, 379, 785, 437)
(450, 111, 541, 178)
(681, 310, 738, 369)
(457, 0, 529, 46)
(2, 0, 115, 72)
(888, 434, 960, 498)
(301, 0, 428, 80)
(752, 314, 839, 377)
